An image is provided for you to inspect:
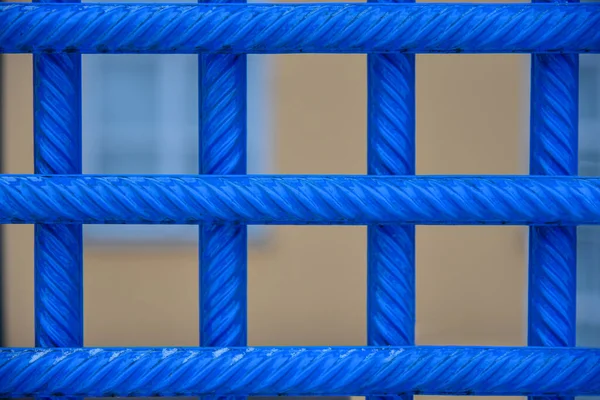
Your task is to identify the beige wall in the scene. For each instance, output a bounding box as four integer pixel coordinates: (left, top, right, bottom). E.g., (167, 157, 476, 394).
(2, 29, 528, 393)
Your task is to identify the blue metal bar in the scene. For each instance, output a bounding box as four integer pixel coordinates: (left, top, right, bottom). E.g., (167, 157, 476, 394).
(32, 0, 82, 363)
(198, 11, 247, 400)
(1, 3, 599, 54)
(3, 175, 600, 225)
(528, 0, 578, 398)
(1, 346, 600, 397)
(32, 0, 83, 399)
(366, 0, 414, 400)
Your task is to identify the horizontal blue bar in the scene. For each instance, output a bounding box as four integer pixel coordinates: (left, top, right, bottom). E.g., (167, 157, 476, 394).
(1, 3, 598, 54)
(1, 175, 600, 225)
(1, 346, 598, 397)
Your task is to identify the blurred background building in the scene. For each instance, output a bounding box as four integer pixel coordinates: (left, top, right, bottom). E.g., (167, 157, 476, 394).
(1, 0, 599, 399)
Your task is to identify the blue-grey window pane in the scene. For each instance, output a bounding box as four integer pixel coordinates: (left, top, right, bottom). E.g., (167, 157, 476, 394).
(581, 66, 598, 120)
(97, 55, 159, 136)
(97, 151, 160, 175)
(183, 154, 199, 174)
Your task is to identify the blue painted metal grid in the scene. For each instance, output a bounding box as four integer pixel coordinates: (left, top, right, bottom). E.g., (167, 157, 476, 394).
(0, 1, 600, 397)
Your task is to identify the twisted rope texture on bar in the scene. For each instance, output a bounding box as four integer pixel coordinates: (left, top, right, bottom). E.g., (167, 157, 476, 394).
(2, 347, 600, 397)
(368, 50, 415, 346)
(529, 49, 578, 400)
(3, 176, 600, 225)
(367, 9, 415, 400)
(33, 42, 82, 348)
(1, 4, 599, 54)
(530, 53, 578, 347)
(199, 16, 247, 377)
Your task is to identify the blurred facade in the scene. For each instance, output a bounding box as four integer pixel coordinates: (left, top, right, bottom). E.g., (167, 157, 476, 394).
(1, 3, 599, 400)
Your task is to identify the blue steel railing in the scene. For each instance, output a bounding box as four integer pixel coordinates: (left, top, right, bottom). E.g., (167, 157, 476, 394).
(0, 1, 600, 398)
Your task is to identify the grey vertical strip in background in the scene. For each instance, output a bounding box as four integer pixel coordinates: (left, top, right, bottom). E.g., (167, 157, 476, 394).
(0, 0, 7, 355)
(0, 49, 4, 349)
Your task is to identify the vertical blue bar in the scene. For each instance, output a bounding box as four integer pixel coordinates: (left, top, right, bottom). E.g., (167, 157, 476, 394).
(198, 1, 247, 400)
(528, 0, 578, 400)
(366, 0, 415, 400)
(33, 0, 83, 374)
